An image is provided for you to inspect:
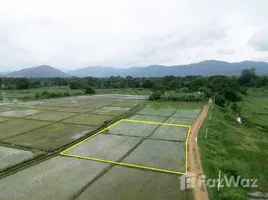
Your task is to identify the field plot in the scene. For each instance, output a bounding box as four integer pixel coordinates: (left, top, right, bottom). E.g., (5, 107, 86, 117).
(91, 106, 130, 116)
(78, 101, 115, 109)
(66, 134, 141, 161)
(63, 113, 114, 126)
(0, 119, 51, 140)
(150, 125, 188, 141)
(62, 119, 191, 174)
(138, 105, 176, 116)
(172, 109, 201, 119)
(0, 109, 40, 117)
(0, 106, 13, 112)
(1, 100, 201, 200)
(105, 120, 159, 137)
(25, 111, 77, 121)
(129, 114, 167, 122)
(123, 139, 186, 172)
(0, 116, 9, 122)
(0, 146, 40, 171)
(0, 94, 144, 171)
(3, 123, 96, 151)
(111, 100, 141, 107)
(56, 107, 92, 113)
(76, 166, 185, 200)
(0, 156, 109, 200)
(165, 117, 196, 125)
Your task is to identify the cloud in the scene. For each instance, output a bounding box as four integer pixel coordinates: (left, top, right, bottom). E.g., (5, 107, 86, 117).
(248, 28, 268, 51)
(0, 0, 268, 71)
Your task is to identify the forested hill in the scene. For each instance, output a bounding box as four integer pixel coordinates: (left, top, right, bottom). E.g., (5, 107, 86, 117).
(68, 60, 268, 77)
(2, 60, 268, 78)
(6, 65, 68, 78)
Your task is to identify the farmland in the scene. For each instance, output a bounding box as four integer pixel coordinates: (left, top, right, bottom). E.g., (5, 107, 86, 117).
(0, 95, 203, 200)
(198, 90, 268, 199)
(238, 88, 268, 131)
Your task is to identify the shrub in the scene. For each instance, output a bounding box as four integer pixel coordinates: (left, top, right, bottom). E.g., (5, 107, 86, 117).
(84, 86, 96, 94)
(148, 91, 162, 100)
(215, 94, 226, 107)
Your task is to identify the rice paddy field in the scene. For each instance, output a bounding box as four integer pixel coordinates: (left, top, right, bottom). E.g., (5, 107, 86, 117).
(0, 95, 204, 200)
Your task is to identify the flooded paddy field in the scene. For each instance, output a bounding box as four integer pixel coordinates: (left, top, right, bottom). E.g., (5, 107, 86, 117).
(0, 96, 203, 200)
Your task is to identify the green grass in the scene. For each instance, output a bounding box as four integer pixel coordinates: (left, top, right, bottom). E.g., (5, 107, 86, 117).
(138, 102, 204, 117)
(198, 105, 268, 199)
(238, 88, 268, 131)
(0, 87, 150, 101)
(0, 119, 51, 140)
(0, 86, 84, 100)
(95, 88, 152, 95)
(4, 123, 96, 151)
(62, 113, 114, 126)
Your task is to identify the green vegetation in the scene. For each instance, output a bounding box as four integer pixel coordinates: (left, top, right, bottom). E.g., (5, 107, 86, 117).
(149, 91, 206, 102)
(238, 88, 268, 131)
(198, 105, 268, 200)
(1, 68, 264, 104)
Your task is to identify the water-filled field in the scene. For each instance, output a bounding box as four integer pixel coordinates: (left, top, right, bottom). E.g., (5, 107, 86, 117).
(0, 97, 204, 200)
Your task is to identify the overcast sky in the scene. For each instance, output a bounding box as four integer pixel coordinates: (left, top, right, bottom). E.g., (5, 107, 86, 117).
(0, 0, 268, 71)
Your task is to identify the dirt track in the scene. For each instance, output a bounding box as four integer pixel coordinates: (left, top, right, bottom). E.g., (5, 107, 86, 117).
(188, 102, 211, 200)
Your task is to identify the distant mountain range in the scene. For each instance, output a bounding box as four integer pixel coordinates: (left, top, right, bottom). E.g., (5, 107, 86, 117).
(2, 60, 268, 78)
(5, 65, 68, 77)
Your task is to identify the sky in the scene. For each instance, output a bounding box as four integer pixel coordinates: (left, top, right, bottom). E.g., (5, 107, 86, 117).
(0, 0, 268, 71)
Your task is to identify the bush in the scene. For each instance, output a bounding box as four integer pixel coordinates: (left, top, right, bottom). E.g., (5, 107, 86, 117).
(84, 86, 96, 94)
(215, 94, 226, 107)
(69, 79, 80, 89)
(148, 91, 162, 100)
(162, 91, 206, 102)
(149, 91, 206, 102)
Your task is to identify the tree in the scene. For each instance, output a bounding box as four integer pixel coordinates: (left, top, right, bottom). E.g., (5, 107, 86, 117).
(239, 68, 257, 86)
(16, 78, 29, 90)
(148, 91, 162, 100)
(215, 94, 226, 107)
(69, 78, 80, 89)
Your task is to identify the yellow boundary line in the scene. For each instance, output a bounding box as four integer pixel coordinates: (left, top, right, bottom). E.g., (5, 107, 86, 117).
(60, 119, 191, 175)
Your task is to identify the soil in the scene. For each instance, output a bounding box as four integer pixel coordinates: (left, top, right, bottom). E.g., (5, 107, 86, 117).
(188, 101, 211, 200)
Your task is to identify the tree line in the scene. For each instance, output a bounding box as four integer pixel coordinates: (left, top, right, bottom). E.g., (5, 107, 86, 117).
(0, 68, 266, 105)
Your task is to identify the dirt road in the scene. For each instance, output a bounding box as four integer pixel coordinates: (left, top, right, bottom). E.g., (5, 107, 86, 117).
(188, 102, 211, 200)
